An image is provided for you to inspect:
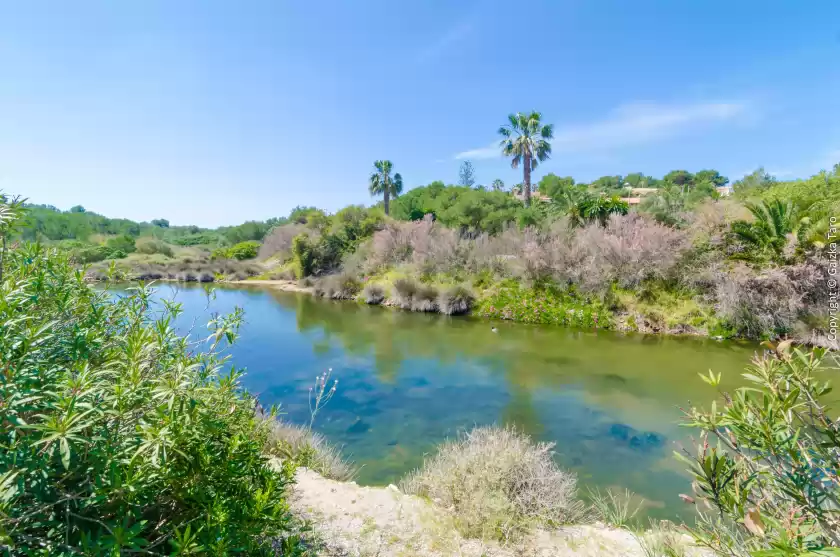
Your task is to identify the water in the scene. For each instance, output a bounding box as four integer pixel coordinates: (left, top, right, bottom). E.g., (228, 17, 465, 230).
(122, 283, 758, 521)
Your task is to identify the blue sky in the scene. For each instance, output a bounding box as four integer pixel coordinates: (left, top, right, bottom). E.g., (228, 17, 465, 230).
(1, 1, 839, 226)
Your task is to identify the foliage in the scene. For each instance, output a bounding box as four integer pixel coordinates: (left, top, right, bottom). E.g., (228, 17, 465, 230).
(476, 284, 609, 328)
(211, 240, 260, 261)
(678, 346, 840, 556)
(135, 237, 174, 257)
(390, 183, 525, 234)
(401, 425, 584, 542)
(361, 282, 385, 305)
(368, 160, 403, 216)
(587, 487, 642, 528)
(458, 160, 476, 187)
(105, 233, 137, 253)
(499, 111, 554, 207)
(567, 194, 629, 227)
(0, 233, 304, 554)
(438, 285, 475, 315)
(729, 199, 809, 262)
(264, 419, 356, 482)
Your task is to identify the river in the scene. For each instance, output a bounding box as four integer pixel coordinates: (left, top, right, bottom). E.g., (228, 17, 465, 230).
(127, 282, 758, 521)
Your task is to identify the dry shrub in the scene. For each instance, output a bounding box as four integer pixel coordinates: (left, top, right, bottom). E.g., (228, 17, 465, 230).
(258, 224, 307, 260)
(714, 259, 831, 345)
(411, 284, 439, 312)
(361, 282, 385, 305)
(135, 237, 174, 257)
(575, 213, 689, 290)
(314, 273, 361, 300)
(439, 285, 475, 315)
(400, 425, 585, 542)
(390, 277, 418, 309)
(263, 419, 356, 481)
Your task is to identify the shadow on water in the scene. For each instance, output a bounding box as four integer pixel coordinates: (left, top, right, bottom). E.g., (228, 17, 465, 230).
(138, 283, 758, 521)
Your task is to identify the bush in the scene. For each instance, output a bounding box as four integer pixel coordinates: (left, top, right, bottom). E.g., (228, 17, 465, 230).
(70, 244, 126, 263)
(264, 419, 356, 481)
(679, 346, 840, 556)
(400, 425, 584, 542)
(411, 284, 439, 312)
(259, 224, 306, 260)
(390, 277, 418, 309)
(361, 282, 385, 305)
(212, 240, 260, 261)
(314, 273, 361, 300)
(0, 242, 304, 555)
(104, 233, 137, 253)
(438, 284, 475, 315)
(135, 236, 174, 257)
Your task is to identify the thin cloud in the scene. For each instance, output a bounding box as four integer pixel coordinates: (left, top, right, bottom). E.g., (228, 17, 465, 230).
(454, 101, 750, 160)
(417, 21, 473, 63)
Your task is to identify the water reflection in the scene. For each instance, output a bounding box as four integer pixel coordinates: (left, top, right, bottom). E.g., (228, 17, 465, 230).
(144, 283, 757, 520)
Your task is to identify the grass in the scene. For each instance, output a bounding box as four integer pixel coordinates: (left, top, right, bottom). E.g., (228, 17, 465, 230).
(400, 425, 587, 543)
(634, 521, 689, 557)
(613, 285, 713, 333)
(587, 487, 643, 528)
(264, 418, 357, 481)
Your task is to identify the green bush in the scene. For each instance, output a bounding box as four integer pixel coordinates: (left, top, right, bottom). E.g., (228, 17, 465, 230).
(70, 244, 127, 263)
(104, 233, 137, 253)
(0, 240, 305, 555)
(135, 236, 174, 257)
(212, 240, 260, 261)
(679, 344, 840, 556)
(476, 284, 610, 328)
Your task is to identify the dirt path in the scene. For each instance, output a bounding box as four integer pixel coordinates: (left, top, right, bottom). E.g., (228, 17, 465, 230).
(228, 279, 313, 293)
(289, 467, 675, 557)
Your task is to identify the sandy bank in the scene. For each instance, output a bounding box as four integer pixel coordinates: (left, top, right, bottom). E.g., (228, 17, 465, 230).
(288, 466, 701, 557)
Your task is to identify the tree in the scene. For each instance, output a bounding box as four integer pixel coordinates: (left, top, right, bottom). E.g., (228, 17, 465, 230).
(151, 218, 169, 228)
(499, 111, 554, 207)
(730, 199, 808, 261)
(695, 169, 729, 187)
(69, 205, 86, 213)
(538, 174, 575, 198)
(491, 179, 505, 192)
(663, 170, 694, 189)
(368, 160, 403, 216)
(590, 175, 624, 192)
(567, 194, 629, 228)
(458, 160, 476, 187)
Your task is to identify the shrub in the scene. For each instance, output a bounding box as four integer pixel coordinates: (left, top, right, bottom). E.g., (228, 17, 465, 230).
(0, 241, 305, 555)
(476, 284, 609, 329)
(70, 245, 122, 263)
(212, 240, 260, 261)
(292, 233, 316, 277)
(411, 284, 439, 312)
(320, 273, 361, 300)
(679, 346, 840, 556)
(361, 282, 385, 305)
(438, 284, 475, 315)
(135, 236, 174, 257)
(390, 277, 418, 309)
(264, 419, 356, 481)
(104, 233, 137, 253)
(401, 425, 584, 542)
(258, 223, 306, 260)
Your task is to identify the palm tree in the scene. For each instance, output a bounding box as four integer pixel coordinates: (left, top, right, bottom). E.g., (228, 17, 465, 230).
(567, 194, 629, 228)
(368, 160, 403, 216)
(498, 112, 553, 207)
(491, 179, 505, 192)
(731, 199, 809, 261)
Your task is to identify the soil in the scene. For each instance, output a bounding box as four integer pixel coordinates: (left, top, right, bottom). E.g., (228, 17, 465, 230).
(288, 467, 700, 557)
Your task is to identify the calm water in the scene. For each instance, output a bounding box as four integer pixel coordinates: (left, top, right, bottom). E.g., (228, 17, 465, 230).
(121, 283, 758, 520)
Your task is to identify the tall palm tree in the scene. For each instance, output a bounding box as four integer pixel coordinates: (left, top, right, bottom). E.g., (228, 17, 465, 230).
(368, 160, 403, 216)
(491, 179, 505, 192)
(498, 112, 553, 207)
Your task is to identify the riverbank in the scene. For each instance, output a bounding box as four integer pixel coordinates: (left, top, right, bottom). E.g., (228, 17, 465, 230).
(230, 278, 716, 338)
(287, 465, 702, 557)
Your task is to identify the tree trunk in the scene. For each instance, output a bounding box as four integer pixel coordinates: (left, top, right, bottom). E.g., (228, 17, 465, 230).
(523, 154, 532, 207)
(384, 188, 390, 216)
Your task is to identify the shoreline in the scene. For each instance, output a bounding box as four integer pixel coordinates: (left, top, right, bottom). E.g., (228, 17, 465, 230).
(228, 278, 720, 340)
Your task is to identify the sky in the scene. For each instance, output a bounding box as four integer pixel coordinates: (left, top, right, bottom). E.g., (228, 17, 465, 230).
(1, 1, 839, 227)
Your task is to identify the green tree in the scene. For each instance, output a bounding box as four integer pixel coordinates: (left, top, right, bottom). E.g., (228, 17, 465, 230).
(695, 169, 729, 187)
(590, 175, 624, 192)
(567, 194, 629, 228)
(458, 160, 476, 187)
(491, 179, 505, 192)
(369, 160, 403, 216)
(663, 169, 694, 188)
(69, 205, 86, 213)
(730, 199, 808, 261)
(499, 112, 554, 207)
(151, 218, 170, 227)
(538, 173, 576, 198)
